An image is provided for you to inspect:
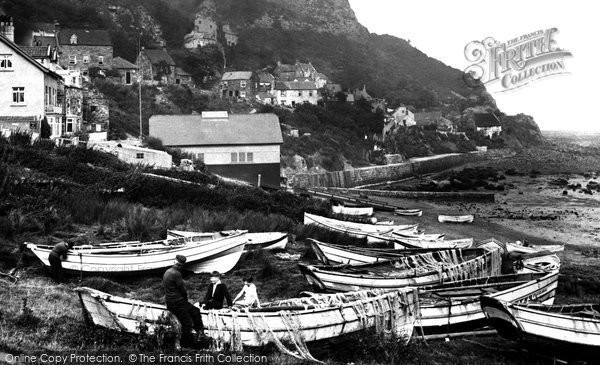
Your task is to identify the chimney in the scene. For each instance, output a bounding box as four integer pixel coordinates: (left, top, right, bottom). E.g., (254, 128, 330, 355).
(0, 16, 15, 43)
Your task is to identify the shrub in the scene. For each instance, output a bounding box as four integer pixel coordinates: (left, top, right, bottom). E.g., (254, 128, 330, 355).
(8, 129, 32, 147)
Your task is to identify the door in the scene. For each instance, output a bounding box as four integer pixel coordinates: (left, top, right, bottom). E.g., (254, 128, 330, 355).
(125, 71, 131, 84)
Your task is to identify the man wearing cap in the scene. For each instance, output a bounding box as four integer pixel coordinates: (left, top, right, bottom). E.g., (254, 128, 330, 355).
(203, 271, 233, 310)
(48, 241, 74, 283)
(163, 255, 204, 348)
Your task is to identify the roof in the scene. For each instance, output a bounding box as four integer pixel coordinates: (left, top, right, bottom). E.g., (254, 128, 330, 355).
(222, 71, 253, 81)
(113, 57, 137, 69)
(33, 36, 57, 48)
(58, 29, 112, 46)
(0, 116, 38, 124)
(275, 81, 318, 90)
(20, 46, 51, 58)
(257, 72, 274, 83)
(414, 111, 442, 123)
(175, 67, 192, 76)
(256, 91, 275, 99)
(149, 113, 283, 147)
(0, 33, 62, 80)
(474, 113, 502, 128)
(141, 49, 175, 66)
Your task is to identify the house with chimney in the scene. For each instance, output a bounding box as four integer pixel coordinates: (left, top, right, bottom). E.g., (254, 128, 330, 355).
(274, 81, 319, 106)
(57, 28, 113, 77)
(136, 48, 176, 85)
(474, 112, 502, 138)
(0, 20, 64, 138)
(221, 71, 254, 99)
(149, 111, 283, 187)
(414, 111, 443, 127)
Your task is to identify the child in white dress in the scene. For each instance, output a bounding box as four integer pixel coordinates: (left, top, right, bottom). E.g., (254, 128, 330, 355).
(233, 276, 260, 308)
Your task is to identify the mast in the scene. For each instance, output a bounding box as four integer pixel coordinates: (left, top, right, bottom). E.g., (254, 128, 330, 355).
(138, 37, 143, 142)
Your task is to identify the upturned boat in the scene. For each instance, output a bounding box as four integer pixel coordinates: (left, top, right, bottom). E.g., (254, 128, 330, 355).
(75, 286, 420, 349)
(480, 296, 599, 359)
(303, 212, 417, 240)
(167, 230, 288, 252)
(417, 271, 559, 338)
(331, 205, 374, 217)
(299, 248, 502, 292)
(25, 231, 247, 275)
(438, 215, 474, 223)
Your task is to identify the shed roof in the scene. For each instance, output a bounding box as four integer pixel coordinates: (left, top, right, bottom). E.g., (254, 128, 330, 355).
(149, 113, 283, 147)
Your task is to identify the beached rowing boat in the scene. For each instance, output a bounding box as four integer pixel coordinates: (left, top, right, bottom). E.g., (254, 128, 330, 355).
(480, 296, 599, 359)
(303, 213, 417, 240)
(474, 238, 564, 256)
(25, 231, 247, 275)
(438, 215, 474, 223)
(393, 237, 471, 249)
(75, 286, 420, 348)
(391, 230, 445, 242)
(417, 271, 558, 337)
(167, 230, 288, 252)
(394, 209, 423, 217)
(299, 248, 502, 292)
(515, 254, 561, 274)
(331, 205, 374, 217)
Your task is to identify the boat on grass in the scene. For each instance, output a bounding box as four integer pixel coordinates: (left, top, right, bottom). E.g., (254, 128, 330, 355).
(417, 271, 558, 338)
(167, 230, 288, 252)
(331, 205, 374, 217)
(438, 215, 474, 223)
(393, 237, 472, 250)
(303, 213, 417, 241)
(299, 248, 502, 292)
(25, 231, 247, 275)
(480, 295, 599, 359)
(394, 209, 423, 217)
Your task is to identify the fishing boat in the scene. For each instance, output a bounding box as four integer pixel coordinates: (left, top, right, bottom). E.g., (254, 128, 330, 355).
(299, 248, 502, 292)
(438, 215, 474, 223)
(167, 230, 288, 252)
(480, 296, 600, 359)
(75, 286, 420, 349)
(513, 254, 561, 274)
(391, 230, 445, 241)
(393, 237, 471, 249)
(25, 231, 247, 275)
(417, 271, 559, 338)
(394, 209, 423, 217)
(303, 213, 417, 240)
(309, 239, 481, 266)
(331, 205, 374, 217)
(474, 238, 564, 256)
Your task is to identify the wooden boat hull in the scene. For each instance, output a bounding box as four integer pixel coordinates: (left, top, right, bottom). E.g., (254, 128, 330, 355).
(304, 213, 417, 240)
(506, 242, 565, 254)
(26, 232, 247, 275)
(518, 254, 561, 274)
(299, 248, 502, 292)
(331, 205, 374, 217)
(75, 287, 420, 347)
(167, 231, 288, 252)
(480, 296, 600, 359)
(392, 231, 445, 241)
(438, 215, 474, 224)
(394, 209, 423, 217)
(417, 272, 558, 337)
(394, 238, 473, 249)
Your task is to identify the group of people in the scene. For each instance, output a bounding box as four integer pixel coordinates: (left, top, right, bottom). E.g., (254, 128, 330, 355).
(162, 254, 260, 348)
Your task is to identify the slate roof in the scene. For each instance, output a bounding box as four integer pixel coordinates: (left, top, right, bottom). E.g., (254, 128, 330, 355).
(222, 71, 253, 81)
(414, 111, 442, 125)
(149, 113, 283, 147)
(142, 49, 175, 66)
(32, 35, 57, 47)
(113, 57, 137, 69)
(275, 81, 318, 90)
(20, 46, 51, 58)
(58, 29, 112, 46)
(474, 113, 501, 127)
(257, 72, 275, 83)
(0, 33, 61, 79)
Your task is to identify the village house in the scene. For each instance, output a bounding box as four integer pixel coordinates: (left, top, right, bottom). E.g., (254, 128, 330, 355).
(82, 85, 109, 141)
(346, 85, 386, 112)
(184, 14, 218, 49)
(221, 71, 254, 99)
(56, 68, 83, 136)
(255, 72, 275, 92)
(474, 112, 502, 138)
(57, 28, 113, 77)
(136, 47, 176, 85)
(0, 22, 64, 139)
(392, 106, 415, 127)
(414, 111, 443, 128)
(112, 57, 138, 85)
(20, 44, 59, 71)
(222, 24, 238, 47)
(274, 81, 319, 106)
(175, 67, 194, 86)
(149, 111, 283, 187)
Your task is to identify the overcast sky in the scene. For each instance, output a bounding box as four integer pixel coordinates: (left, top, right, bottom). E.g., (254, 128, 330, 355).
(348, 0, 598, 132)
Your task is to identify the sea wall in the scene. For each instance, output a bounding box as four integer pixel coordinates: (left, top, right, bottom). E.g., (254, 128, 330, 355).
(289, 152, 484, 189)
(324, 187, 496, 202)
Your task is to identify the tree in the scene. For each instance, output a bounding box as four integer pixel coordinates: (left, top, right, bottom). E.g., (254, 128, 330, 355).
(40, 117, 51, 139)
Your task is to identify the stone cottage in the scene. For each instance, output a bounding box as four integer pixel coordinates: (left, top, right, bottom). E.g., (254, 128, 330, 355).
(57, 28, 113, 77)
(136, 48, 176, 85)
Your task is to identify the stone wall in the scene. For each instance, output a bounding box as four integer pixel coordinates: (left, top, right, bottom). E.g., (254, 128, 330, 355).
(59, 45, 113, 71)
(289, 152, 485, 189)
(324, 187, 496, 202)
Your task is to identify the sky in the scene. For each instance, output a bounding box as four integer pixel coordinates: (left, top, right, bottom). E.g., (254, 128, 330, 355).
(348, 0, 599, 132)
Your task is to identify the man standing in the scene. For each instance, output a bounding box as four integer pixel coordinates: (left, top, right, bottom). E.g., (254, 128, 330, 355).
(163, 255, 204, 348)
(203, 271, 232, 310)
(48, 241, 73, 283)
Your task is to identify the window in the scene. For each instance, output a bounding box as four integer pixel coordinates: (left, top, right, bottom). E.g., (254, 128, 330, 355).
(95, 124, 101, 132)
(240, 91, 246, 98)
(66, 118, 74, 133)
(12, 87, 24, 104)
(238, 152, 246, 162)
(247, 152, 253, 162)
(69, 55, 76, 65)
(309, 91, 313, 97)
(83, 55, 90, 64)
(240, 81, 246, 88)
(280, 90, 286, 97)
(231, 153, 238, 163)
(70, 34, 77, 44)
(298, 91, 302, 97)
(136, 153, 144, 159)
(98, 56, 104, 65)
(0, 55, 12, 70)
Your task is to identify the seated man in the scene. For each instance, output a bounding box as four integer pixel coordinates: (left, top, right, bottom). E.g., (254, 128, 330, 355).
(203, 271, 232, 310)
(163, 255, 204, 348)
(233, 276, 260, 308)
